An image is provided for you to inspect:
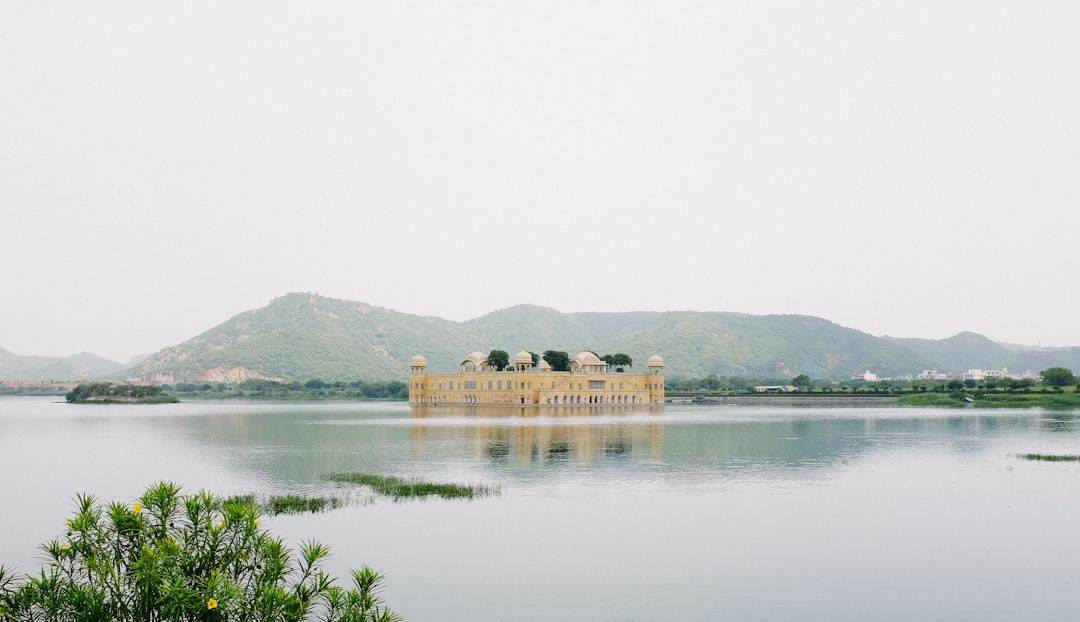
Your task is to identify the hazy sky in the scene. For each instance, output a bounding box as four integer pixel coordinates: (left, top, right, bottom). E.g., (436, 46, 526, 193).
(2, 1, 1078, 362)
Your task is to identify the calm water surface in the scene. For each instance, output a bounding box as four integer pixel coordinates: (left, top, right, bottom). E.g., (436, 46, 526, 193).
(3, 396, 1080, 621)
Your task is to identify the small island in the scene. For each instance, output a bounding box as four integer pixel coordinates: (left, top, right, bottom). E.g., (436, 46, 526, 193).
(66, 382, 179, 404)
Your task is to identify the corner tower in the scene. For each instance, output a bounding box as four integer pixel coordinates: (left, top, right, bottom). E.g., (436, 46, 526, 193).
(409, 354, 428, 404)
(647, 354, 665, 404)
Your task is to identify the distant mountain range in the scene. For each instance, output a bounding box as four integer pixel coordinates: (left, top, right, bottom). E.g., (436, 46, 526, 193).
(5, 293, 1079, 383)
(0, 349, 146, 381)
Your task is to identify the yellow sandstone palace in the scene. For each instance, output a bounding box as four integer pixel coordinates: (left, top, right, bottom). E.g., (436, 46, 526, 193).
(408, 350, 664, 406)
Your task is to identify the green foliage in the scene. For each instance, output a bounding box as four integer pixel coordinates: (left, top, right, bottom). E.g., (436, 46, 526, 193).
(542, 350, 570, 372)
(263, 495, 345, 516)
(728, 376, 750, 391)
(487, 350, 509, 372)
(600, 353, 633, 369)
(972, 392, 1080, 408)
(1016, 453, 1080, 462)
(1041, 367, 1077, 387)
(895, 392, 968, 406)
(220, 494, 347, 517)
(666, 375, 755, 392)
(791, 374, 811, 389)
(65, 383, 178, 404)
(193, 380, 409, 400)
(323, 473, 500, 500)
(0, 482, 399, 622)
(895, 389, 1080, 409)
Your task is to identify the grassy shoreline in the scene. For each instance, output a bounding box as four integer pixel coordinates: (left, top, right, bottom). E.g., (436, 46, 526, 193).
(897, 391, 1080, 409)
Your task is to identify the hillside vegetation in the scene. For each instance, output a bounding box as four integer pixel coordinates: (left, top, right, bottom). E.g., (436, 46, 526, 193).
(129, 293, 1080, 383)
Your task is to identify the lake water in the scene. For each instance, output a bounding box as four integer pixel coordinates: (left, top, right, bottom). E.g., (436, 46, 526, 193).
(2, 396, 1080, 621)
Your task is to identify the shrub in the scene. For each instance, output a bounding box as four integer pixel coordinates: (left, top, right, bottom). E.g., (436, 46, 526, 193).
(0, 482, 399, 621)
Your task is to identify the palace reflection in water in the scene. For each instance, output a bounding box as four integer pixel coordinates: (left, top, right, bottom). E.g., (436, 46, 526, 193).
(408, 405, 667, 466)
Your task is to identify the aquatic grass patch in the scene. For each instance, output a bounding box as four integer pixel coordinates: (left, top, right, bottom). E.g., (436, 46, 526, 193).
(223, 492, 350, 515)
(264, 493, 347, 515)
(1015, 453, 1080, 462)
(323, 473, 501, 500)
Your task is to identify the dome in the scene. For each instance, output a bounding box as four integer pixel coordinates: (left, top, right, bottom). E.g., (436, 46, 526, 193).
(571, 351, 603, 366)
(514, 350, 533, 365)
(461, 351, 488, 366)
(538, 359, 552, 370)
(410, 354, 427, 367)
(648, 354, 664, 367)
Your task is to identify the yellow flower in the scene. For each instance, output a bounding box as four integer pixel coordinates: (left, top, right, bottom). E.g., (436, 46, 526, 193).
(253, 518, 258, 527)
(207, 598, 218, 610)
(132, 502, 142, 514)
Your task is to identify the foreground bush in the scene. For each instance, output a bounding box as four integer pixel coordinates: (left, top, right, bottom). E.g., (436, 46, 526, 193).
(0, 482, 399, 621)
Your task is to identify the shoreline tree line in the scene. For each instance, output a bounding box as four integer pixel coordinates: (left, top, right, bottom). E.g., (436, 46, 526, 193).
(666, 367, 1077, 394)
(57, 367, 1080, 402)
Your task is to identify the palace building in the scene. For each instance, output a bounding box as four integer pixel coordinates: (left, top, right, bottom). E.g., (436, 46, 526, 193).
(408, 351, 665, 406)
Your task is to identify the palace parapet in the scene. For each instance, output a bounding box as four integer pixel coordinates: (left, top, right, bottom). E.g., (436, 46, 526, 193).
(408, 351, 664, 406)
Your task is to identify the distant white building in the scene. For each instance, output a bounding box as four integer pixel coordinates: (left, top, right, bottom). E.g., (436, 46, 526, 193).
(961, 368, 1014, 381)
(753, 385, 796, 393)
(853, 370, 879, 382)
(915, 370, 953, 381)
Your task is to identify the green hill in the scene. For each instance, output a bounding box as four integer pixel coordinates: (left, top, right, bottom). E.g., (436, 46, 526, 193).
(128, 293, 1080, 384)
(590, 312, 938, 380)
(136, 294, 472, 382)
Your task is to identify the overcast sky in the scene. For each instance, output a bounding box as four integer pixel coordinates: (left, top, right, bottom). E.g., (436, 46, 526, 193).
(2, 1, 1078, 362)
